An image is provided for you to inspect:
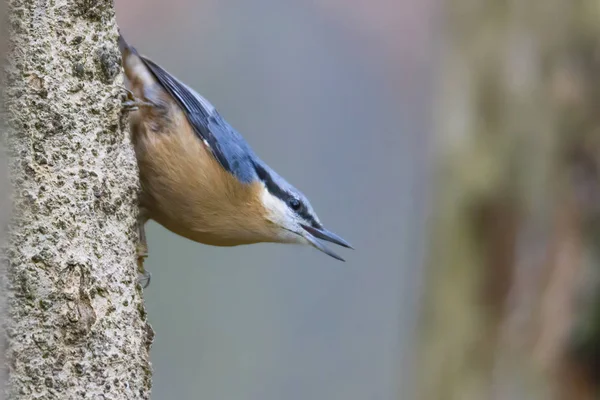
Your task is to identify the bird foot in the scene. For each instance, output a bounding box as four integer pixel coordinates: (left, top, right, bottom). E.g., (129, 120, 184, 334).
(136, 243, 151, 289)
(120, 86, 154, 112)
(137, 268, 152, 289)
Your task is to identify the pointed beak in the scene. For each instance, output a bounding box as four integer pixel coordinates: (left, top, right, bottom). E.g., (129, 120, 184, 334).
(301, 224, 353, 261)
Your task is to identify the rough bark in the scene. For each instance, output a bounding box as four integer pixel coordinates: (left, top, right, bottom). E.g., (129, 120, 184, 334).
(4, 1, 152, 399)
(1, 148, 8, 400)
(1, 2, 9, 398)
(419, 2, 600, 400)
(1, 144, 8, 400)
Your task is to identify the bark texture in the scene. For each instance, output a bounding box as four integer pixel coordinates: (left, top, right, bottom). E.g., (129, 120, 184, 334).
(419, 2, 600, 400)
(4, 1, 152, 399)
(1, 152, 7, 400)
(1, 1, 9, 398)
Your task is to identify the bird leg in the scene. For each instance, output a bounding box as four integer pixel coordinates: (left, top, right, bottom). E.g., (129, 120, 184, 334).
(120, 86, 155, 112)
(137, 208, 151, 288)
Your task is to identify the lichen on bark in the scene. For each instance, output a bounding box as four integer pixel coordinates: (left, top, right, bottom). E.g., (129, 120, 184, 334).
(4, 0, 152, 398)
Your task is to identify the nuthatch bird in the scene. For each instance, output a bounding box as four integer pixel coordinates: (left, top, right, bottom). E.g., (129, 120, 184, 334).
(118, 34, 352, 285)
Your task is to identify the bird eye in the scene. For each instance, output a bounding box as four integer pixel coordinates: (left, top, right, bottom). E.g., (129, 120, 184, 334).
(288, 198, 301, 211)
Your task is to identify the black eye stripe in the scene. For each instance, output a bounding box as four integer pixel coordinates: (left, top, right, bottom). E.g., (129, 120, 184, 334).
(253, 162, 318, 225)
(254, 162, 288, 200)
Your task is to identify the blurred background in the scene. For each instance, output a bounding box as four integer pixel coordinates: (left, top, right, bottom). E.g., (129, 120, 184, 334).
(4, 0, 600, 399)
(116, 1, 435, 399)
(117, 1, 600, 399)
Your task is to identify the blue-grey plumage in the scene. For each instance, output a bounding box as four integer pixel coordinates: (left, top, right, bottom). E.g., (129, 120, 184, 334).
(119, 33, 352, 269)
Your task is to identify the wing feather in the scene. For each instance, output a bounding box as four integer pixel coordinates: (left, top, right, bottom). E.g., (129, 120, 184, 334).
(140, 56, 257, 183)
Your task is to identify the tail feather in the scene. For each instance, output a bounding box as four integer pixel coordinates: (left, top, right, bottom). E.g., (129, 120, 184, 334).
(117, 31, 159, 101)
(118, 31, 128, 55)
(118, 30, 137, 58)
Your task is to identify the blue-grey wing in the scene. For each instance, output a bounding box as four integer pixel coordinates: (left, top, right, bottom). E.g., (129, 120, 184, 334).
(140, 56, 258, 183)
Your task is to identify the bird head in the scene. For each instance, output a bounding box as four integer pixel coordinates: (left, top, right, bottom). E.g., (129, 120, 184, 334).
(253, 162, 352, 261)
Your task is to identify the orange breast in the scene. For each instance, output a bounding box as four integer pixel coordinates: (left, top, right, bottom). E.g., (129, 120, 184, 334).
(129, 103, 277, 246)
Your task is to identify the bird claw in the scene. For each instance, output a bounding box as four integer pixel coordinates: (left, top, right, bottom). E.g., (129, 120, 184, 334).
(120, 86, 154, 112)
(137, 268, 152, 289)
(122, 100, 141, 112)
(136, 243, 151, 289)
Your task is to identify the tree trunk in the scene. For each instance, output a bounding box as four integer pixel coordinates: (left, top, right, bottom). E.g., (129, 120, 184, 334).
(1, 152, 7, 400)
(419, 2, 600, 400)
(4, 1, 152, 399)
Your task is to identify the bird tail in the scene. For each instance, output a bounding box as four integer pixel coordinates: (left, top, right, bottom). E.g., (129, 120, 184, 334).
(117, 30, 159, 100)
(118, 31, 128, 54)
(117, 29, 136, 58)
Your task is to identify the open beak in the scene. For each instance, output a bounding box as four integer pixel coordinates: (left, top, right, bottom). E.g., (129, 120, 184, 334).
(301, 224, 353, 262)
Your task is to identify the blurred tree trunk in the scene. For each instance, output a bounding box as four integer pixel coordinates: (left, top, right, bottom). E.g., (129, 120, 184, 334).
(4, 1, 152, 399)
(419, 2, 600, 400)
